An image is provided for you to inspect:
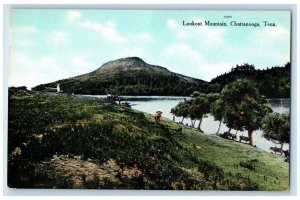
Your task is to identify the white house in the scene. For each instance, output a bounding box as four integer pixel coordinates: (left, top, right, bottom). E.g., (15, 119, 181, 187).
(45, 84, 61, 93)
(57, 84, 61, 92)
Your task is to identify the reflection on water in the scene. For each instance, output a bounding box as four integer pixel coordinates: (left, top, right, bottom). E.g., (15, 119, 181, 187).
(126, 97, 290, 153)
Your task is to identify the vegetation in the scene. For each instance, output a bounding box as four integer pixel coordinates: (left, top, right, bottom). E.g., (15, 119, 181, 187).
(171, 80, 273, 146)
(32, 57, 208, 96)
(171, 100, 191, 124)
(170, 92, 217, 130)
(262, 113, 290, 149)
(210, 62, 290, 98)
(218, 80, 272, 145)
(8, 88, 288, 190)
(210, 98, 225, 135)
(32, 57, 290, 98)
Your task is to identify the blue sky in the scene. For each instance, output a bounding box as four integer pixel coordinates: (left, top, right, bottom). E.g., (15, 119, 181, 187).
(9, 10, 291, 89)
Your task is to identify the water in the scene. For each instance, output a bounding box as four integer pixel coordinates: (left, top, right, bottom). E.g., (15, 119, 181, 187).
(87, 95, 290, 153)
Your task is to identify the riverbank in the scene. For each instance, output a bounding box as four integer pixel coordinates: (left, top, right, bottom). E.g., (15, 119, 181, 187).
(123, 96, 290, 152)
(8, 89, 289, 190)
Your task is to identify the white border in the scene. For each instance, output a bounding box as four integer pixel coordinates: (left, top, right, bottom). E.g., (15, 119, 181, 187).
(1, 2, 298, 199)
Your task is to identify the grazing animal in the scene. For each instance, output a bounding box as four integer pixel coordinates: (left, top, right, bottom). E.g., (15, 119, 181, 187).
(270, 147, 283, 154)
(154, 111, 163, 123)
(239, 135, 250, 143)
(283, 150, 289, 157)
(221, 132, 236, 140)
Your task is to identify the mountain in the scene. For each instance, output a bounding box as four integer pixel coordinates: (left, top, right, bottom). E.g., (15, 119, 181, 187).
(32, 58, 290, 98)
(33, 57, 208, 96)
(209, 63, 291, 98)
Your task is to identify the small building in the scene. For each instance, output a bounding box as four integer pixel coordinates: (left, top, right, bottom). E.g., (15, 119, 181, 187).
(57, 84, 61, 92)
(45, 84, 61, 93)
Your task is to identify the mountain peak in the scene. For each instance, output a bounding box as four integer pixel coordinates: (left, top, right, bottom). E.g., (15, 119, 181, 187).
(109, 56, 146, 64)
(99, 57, 149, 71)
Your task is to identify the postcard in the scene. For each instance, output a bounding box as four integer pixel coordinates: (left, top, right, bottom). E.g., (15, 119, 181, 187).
(8, 9, 291, 190)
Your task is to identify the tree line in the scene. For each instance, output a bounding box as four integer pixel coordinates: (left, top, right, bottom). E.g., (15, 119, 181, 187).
(171, 79, 290, 149)
(210, 62, 290, 98)
(33, 73, 208, 96)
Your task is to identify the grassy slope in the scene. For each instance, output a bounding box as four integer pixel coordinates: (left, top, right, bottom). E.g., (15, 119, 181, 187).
(7, 90, 289, 190)
(162, 118, 289, 191)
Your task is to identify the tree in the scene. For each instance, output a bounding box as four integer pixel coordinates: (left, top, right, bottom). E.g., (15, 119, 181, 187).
(210, 98, 225, 135)
(262, 112, 290, 149)
(171, 100, 190, 123)
(189, 93, 211, 132)
(219, 79, 272, 145)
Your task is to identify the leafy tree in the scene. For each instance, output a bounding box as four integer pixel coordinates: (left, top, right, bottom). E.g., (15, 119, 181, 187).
(189, 93, 210, 132)
(262, 112, 290, 149)
(171, 100, 190, 123)
(210, 98, 225, 135)
(219, 79, 272, 145)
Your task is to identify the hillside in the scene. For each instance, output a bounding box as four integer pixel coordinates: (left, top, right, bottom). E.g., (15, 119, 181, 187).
(32, 57, 208, 96)
(210, 63, 290, 98)
(8, 89, 289, 190)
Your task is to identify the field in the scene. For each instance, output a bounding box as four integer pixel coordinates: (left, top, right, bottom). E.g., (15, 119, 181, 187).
(7, 89, 289, 190)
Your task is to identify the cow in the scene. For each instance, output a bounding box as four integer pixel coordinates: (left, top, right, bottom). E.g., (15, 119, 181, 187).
(221, 132, 237, 140)
(239, 135, 250, 143)
(154, 111, 163, 123)
(270, 147, 283, 155)
(283, 150, 289, 157)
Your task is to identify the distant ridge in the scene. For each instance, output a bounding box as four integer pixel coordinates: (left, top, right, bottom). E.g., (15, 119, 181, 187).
(209, 63, 290, 98)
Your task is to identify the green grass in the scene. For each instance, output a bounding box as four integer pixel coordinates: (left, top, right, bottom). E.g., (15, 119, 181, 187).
(155, 116, 289, 191)
(7, 89, 289, 190)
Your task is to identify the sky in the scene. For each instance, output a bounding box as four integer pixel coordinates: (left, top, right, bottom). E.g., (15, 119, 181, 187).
(9, 10, 291, 89)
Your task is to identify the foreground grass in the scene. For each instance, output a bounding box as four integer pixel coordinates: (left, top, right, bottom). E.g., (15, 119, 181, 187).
(8, 89, 289, 190)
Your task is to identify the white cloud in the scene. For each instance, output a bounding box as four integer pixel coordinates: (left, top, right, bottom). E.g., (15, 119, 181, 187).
(66, 10, 82, 22)
(9, 53, 68, 89)
(243, 26, 290, 67)
(163, 43, 203, 62)
(200, 62, 235, 81)
(167, 19, 188, 39)
(66, 54, 97, 76)
(252, 26, 290, 47)
(10, 25, 38, 47)
(9, 51, 99, 89)
(261, 26, 289, 39)
(10, 25, 38, 34)
(160, 43, 236, 81)
(167, 19, 178, 30)
(196, 26, 225, 46)
(136, 33, 153, 43)
(11, 39, 35, 47)
(161, 43, 204, 78)
(36, 57, 61, 71)
(47, 31, 70, 45)
(167, 18, 225, 45)
(83, 20, 127, 44)
(71, 57, 90, 68)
